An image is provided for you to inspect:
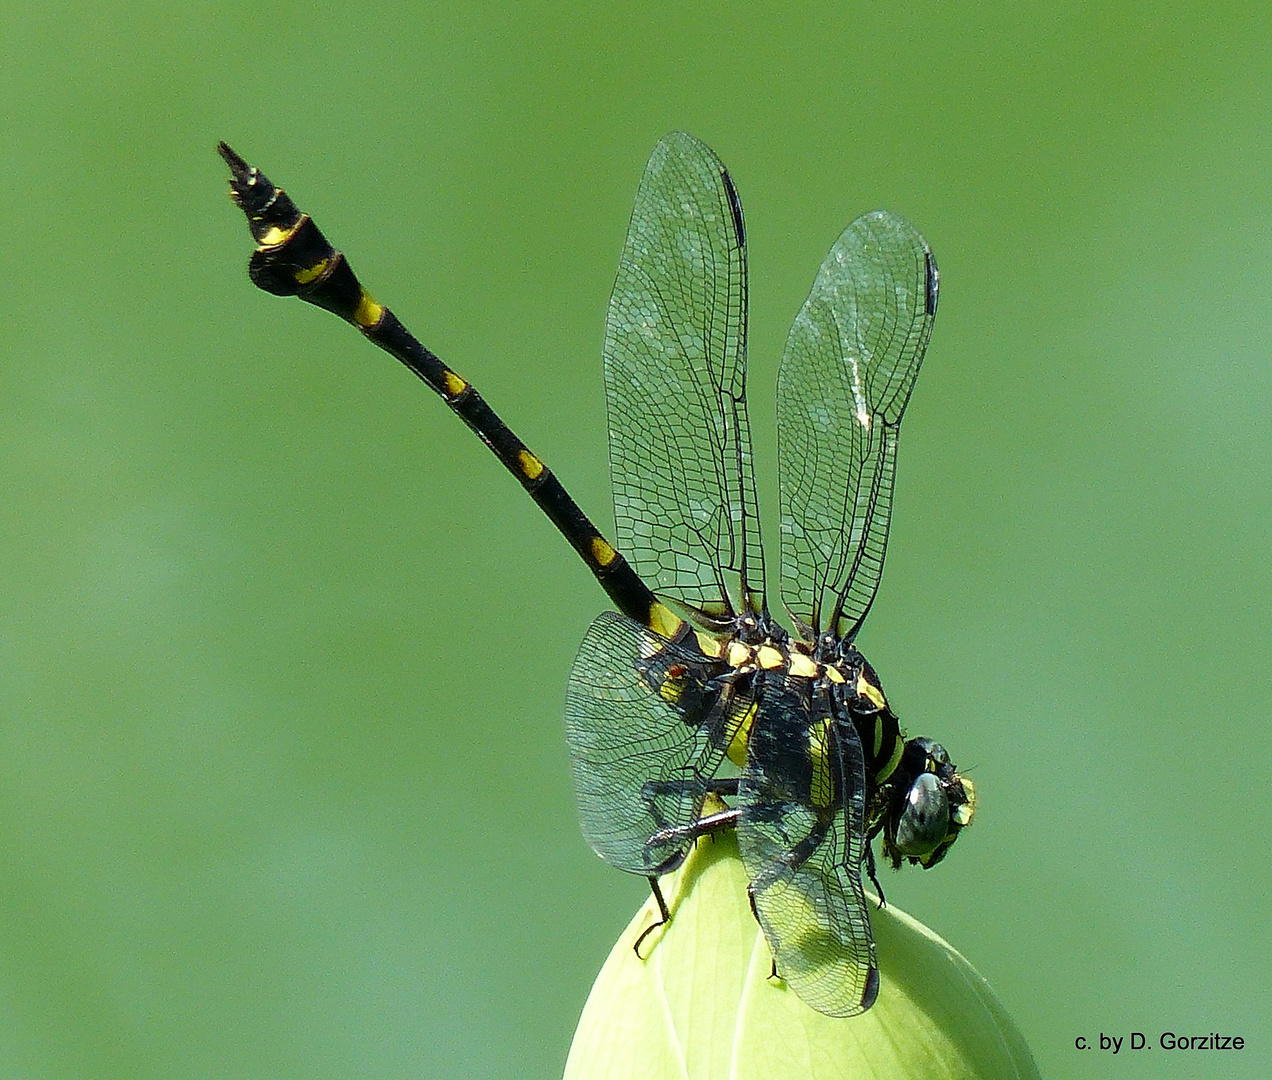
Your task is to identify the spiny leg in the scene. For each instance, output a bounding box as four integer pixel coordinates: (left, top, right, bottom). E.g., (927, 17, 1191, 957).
(633, 877, 672, 959)
(633, 803, 743, 958)
(866, 842, 887, 908)
(746, 817, 832, 982)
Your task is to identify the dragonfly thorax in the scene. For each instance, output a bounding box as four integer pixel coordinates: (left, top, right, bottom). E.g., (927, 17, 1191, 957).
(695, 626, 835, 683)
(694, 625, 888, 709)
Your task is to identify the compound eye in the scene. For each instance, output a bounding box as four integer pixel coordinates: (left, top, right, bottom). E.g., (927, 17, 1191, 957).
(894, 773, 950, 857)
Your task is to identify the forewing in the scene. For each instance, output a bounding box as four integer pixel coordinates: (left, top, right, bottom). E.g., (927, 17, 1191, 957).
(564, 611, 745, 874)
(739, 677, 877, 1017)
(777, 211, 937, 639)
(604, 132, 765, 621)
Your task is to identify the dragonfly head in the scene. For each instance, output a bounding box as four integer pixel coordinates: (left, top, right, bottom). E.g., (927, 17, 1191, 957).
(881, 737, 975, 870)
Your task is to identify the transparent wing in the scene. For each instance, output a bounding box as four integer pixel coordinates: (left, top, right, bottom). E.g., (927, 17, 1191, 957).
(604, 131, 765, 621)
(564, 611, 748, 874)
(739, 677, 878, 1017)
(777, 211, 938, 640)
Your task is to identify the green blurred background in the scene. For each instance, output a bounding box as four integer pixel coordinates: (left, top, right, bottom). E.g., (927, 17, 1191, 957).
(2, 2, 1268, 1077)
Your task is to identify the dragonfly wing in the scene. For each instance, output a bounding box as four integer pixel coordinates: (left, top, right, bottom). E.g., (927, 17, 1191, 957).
(564, 611, 747, 874)
(739, 676, 878, 1016)
(604, 132, 766, 622)
(777, 210, 938, 639)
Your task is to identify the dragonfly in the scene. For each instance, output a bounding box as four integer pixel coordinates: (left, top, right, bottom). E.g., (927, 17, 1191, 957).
(219, 132, 975, 1018)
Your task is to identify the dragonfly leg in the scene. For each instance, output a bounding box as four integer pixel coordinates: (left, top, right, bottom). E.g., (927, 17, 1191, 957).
(746, 819, 832, 983)
(640, 775, 738, 802)
(638, 777, 698, 833)
(747, 817, 830, 895)
(865, 843, 887, 908)
(706, 777, 741, 797)
(646, 806, 741, 850)
(638, 775, 741, 841)
(633, 804, 744, 958)
(633, 876, 671, 958)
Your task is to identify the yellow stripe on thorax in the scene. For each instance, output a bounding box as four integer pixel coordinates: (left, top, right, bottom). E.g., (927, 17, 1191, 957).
(725, 700, 758, 767)
(876, 726, 904, 782)
(809, 719, 833, 808)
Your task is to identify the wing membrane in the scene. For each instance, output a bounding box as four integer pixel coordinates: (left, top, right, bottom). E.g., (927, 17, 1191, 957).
(604, 132, 765, 620)
(777, 211, 937, 639)
(564, 611, 748, 874)
(739, 677, 877, 1017)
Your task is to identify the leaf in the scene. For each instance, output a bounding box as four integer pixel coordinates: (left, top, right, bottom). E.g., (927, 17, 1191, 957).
(564, 830, 1038, 1080)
